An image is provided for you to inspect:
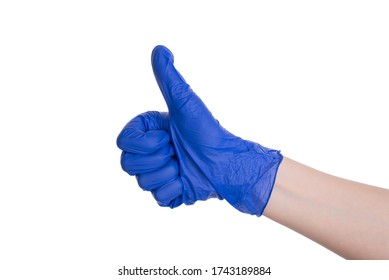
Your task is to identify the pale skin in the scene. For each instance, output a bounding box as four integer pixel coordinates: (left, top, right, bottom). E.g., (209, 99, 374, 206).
(264, 157, 389, 259)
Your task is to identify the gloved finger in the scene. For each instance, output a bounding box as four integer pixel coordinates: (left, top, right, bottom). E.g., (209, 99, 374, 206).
(120, 145, 174, 175)
(151, 45, 221, 136)
(151, 46, 206, 114)
(117, 111, 170, 154)
(168, 196, 183, 208)
(136, 159, 179, 191)
(152, 178, 183, 207)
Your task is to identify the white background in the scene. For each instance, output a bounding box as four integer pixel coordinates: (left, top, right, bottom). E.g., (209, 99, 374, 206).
(1, 0, 388, 279)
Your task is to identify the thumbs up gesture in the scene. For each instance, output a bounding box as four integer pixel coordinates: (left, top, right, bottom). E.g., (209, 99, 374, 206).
(117, 46, 283, 216)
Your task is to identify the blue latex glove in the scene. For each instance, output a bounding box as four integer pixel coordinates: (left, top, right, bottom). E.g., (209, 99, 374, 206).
(117, 46, 283, 216)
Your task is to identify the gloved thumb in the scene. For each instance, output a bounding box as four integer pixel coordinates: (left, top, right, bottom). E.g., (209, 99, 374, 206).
(151, 45, 196, 113)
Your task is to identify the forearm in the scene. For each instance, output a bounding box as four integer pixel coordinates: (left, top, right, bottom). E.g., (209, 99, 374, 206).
(264, 157, 389, 259)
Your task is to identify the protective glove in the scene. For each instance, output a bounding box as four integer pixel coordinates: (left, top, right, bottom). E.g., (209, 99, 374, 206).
(117, 45, 283, 216)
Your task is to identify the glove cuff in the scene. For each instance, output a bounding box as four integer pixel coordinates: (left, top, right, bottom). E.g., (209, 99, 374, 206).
(220, 141, 283, 216)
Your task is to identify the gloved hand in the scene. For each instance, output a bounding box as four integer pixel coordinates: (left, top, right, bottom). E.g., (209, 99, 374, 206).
(117, 46, 283, 216)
